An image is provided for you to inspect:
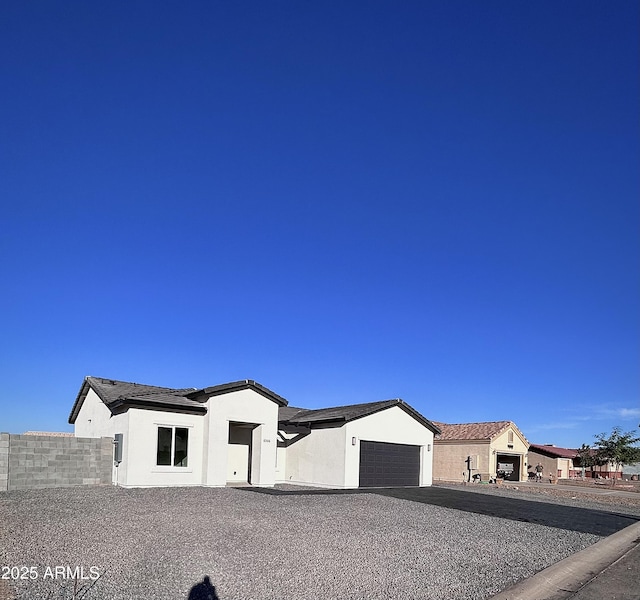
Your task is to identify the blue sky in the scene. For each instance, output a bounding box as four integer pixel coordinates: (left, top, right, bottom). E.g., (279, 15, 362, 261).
(1, 1, 638, 449)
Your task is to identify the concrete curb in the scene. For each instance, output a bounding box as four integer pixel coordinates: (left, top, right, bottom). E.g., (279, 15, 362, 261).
(489, 520, 640, 600)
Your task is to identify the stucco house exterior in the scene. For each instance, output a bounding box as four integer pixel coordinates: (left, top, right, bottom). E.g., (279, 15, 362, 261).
(432, 421, 529, 482)
(528, 444, 578, 480)
(69, 376, 440, 489)
(528, 443, 624, 480)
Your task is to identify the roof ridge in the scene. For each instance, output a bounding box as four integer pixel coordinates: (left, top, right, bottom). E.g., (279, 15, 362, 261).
(298, 398, 401, 412)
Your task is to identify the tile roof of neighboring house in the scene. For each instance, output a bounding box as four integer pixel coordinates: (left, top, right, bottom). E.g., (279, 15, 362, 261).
(279, 399, 441, 434)
(433, 420, 511, 441)
(433, 420, 528, 446)
(529, 443, 578, 459)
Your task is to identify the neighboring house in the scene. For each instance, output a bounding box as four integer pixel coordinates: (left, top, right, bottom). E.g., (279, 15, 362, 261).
(528, 444, 625, 480)
(432, 421, 529, 482)
(22, 431, 74, 437)
(623, 462, 640, 480)
(528, 444, 578, 480)
(69, 376, 440, 489)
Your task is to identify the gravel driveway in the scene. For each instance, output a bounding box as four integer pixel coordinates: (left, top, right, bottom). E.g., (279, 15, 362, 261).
(1, 484, 637, 600)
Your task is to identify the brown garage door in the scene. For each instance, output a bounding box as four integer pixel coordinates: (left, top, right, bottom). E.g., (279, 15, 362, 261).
(359, 440, 420, 487)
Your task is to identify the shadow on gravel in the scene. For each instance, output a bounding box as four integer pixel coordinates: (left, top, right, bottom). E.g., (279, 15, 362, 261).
(240, 486, 639, 536)
(187, 575, 220, 600)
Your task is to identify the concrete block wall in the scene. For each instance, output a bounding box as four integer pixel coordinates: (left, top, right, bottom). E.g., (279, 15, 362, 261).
(0, 434, 113, 491)
(0, 433, 9, 491)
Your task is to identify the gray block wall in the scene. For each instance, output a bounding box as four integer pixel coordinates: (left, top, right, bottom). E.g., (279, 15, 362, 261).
(0, 434, 112, 491)
(0, 433, 9, 491)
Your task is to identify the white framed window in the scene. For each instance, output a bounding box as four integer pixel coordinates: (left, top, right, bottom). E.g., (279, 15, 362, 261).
(156, 426, 189, 467)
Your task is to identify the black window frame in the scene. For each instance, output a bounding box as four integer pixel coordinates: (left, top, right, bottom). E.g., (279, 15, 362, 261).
(156, 426, 189, 467)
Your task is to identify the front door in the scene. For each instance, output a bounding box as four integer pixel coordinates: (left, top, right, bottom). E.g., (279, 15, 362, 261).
(227, 424, 253, 483)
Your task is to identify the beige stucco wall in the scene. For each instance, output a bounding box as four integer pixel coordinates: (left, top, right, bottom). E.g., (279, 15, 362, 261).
(433, 440, 490, 482)
(434, 425, 529, 482)
(528, 451, 576, 479)
(491, 428, 529, 480)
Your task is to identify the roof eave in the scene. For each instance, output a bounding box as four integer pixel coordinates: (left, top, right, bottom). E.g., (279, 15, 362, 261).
(68, 378, 93, 424)
(109, 398, 208, 415)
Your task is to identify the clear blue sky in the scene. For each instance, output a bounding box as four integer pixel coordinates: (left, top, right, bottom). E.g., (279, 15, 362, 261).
(1, 1, 638, 449)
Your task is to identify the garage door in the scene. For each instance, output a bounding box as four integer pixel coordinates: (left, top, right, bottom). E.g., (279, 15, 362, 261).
(359, 440, 420, 487)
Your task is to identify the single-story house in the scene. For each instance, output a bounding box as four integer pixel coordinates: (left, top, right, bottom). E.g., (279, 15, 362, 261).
(69, 376, 440, 489)
(528, 443, 624, 480)
(528, 444, 578, 480)
(432, 421, 529, 482)
(622, 462, 640, 480)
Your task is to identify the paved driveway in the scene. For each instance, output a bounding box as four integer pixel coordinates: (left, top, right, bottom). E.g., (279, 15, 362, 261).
(246, 484, 639, 536)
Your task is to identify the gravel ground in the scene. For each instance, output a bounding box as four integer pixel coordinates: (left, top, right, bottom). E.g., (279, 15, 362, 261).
(0, 484, 633, 600)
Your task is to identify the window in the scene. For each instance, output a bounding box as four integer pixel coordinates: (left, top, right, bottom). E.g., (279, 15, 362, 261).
(157, 427, 189, 467)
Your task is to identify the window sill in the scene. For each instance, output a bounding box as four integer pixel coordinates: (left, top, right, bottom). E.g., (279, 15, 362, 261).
(151, 467, 193, 474)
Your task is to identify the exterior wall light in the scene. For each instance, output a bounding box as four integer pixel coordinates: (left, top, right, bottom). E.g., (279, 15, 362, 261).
(352, 437, 356, 446)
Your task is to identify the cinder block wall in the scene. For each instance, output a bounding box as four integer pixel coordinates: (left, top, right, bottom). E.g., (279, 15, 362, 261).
(0, 434, 9, 491)
(0, 434, 112, 491)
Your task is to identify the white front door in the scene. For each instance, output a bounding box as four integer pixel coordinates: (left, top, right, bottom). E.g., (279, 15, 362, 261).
(227, 443, 249, 482)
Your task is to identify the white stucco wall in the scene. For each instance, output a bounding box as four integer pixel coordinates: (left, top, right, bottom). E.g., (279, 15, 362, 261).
(282, 425, 347, 488)
(74, 389, 117, 438)
(120, 408, 205, 487)
(73, 385, 281, 488)
(282, 406, 435, 488)
(345, 406, 434, 487)
(203, 389, 279, 487)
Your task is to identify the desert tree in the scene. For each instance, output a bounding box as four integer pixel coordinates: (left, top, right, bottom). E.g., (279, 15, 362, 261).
(593, 427, 640, 485)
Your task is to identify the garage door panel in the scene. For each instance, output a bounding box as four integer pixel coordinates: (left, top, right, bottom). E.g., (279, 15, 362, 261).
(359, 440, 420, 487)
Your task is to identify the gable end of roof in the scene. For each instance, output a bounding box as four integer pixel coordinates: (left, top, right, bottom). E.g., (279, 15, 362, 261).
(279, 399, 440, 434)
(186, 380, 289, 407)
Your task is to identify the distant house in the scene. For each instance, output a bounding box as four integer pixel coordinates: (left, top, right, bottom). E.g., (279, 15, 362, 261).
(528, 444, 578, 480)
(69, 376, 440, 489)
(623, 462, 640, 480)
(528, 444, 624, 480)
(432, 421, 529, 482)
(22, 431, 74, 437)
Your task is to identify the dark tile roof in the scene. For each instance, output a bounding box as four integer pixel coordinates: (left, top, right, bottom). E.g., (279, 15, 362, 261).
(279, 406, 306, 421)
(529, 444, 578, 459)
(186, 380, 288, 407)
(69, 377, 437, 437)
(279, 399, 441, 434)
(68, 377, 204, 423)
